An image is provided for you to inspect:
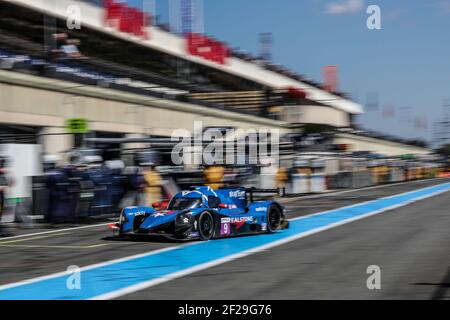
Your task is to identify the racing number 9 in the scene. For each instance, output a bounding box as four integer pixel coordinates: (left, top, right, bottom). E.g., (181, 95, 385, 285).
(220, 222, 230, 236)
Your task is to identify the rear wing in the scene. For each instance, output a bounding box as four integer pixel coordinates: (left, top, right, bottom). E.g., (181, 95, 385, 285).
(195, 185, 286, 206)
(245, 187, 286, 202)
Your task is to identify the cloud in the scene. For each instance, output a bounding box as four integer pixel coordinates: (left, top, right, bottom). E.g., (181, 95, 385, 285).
(435, 0, 450, 14)
(324, 0, 365, 15)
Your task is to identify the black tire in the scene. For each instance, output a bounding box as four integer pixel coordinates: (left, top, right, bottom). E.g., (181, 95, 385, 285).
(198, 211, 215, 241)
(267, 205, 282, 232)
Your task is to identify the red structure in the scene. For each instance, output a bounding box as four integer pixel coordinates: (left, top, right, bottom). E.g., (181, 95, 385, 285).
(323, 65, 338, 93)
(287, 86, 307, 99)
(186, 33, 230, 65)
(103, 0, 150, 39)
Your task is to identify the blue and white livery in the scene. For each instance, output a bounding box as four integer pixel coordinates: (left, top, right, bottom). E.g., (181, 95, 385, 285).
(111, 186, 289, 241)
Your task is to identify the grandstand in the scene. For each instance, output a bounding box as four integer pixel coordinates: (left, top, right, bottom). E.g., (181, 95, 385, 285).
(0, 0, 430, 157)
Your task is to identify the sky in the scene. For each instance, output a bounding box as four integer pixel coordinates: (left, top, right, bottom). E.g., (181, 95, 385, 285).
(126, 0, 450, 144)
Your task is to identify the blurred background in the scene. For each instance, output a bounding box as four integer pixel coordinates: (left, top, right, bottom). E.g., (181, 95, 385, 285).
(0, 0, 449, 230)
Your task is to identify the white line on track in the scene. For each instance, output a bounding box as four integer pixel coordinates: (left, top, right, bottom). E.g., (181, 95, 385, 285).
(281, 177, 446, 202)
(0, 243, 195, 291)
(1, 180, 449, 298)
(290, 180, 449, 222)
(0, 243, 111, 249)
(0, 232, 71, 244)
(91, 184, 450, 300)
(0, 222, 111, 240)
(2, 178, 445, 240)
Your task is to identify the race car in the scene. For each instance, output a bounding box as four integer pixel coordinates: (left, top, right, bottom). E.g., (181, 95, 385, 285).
(109, 186, 289, 241)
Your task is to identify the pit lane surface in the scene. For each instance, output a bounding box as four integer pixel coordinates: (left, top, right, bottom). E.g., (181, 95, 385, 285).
(124, 182, 450, 300)
(0, 178, 449, 299)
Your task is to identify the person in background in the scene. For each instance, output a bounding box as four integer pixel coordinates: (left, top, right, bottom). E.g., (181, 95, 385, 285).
(276, 166, 289, 189)
(105, 160, 126, 213)
(143, 163, 163, 207)
(61, 39, 85, 59)
(121, 165, 144, 208)
(51, 33, 85, 61)
(44, 155, 76, 223)
(0, 157, 11, 237)
(204, 164, 225, 190)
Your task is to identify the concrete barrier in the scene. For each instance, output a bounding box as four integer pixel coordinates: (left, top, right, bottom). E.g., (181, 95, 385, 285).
(310, 173, 326, 193)
(291, 173, 310, 194)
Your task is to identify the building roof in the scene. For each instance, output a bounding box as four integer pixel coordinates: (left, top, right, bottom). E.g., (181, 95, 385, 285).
(4, 0, 363, 115)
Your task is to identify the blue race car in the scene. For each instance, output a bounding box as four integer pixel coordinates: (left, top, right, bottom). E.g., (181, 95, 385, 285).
(109, 186, 289, 241)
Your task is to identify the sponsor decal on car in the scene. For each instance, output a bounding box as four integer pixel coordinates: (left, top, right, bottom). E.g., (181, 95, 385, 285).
(150, 210, 176, 217)
(220, 216, 253, 233)
(255, 207, 267, 212)
(231, 216, 253, 223)
(152, 212, 166, 217)
(220, 220, 230, 236)
(221, 216, 253, 223)
(229, 190, 245, 198)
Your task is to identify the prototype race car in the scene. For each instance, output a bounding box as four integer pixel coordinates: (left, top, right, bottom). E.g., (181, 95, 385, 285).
(109, 186, 289, 241)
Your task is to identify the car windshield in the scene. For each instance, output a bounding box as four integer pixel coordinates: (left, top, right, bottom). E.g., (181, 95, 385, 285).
(168, 197, 202, 210)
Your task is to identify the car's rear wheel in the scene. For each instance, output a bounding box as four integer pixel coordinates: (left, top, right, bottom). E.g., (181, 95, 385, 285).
(198, 211, 215, 241)
(267, 205, 282, 232)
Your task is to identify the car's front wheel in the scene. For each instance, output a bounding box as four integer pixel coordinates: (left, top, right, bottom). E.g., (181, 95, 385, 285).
(267, 205, 282, 232)
(198, 211, 215, 241)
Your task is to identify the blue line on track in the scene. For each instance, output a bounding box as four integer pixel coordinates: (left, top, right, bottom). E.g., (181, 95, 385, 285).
(1, 182, 449, 300)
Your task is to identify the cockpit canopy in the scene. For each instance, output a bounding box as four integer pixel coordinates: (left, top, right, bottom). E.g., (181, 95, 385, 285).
(168, 197, 202, 210)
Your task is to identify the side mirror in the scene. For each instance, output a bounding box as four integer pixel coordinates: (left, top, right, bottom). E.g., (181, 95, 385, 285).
(152, 202, 160, 209)
(218, 203, 228, 209)
(160, 200, 169, 210)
